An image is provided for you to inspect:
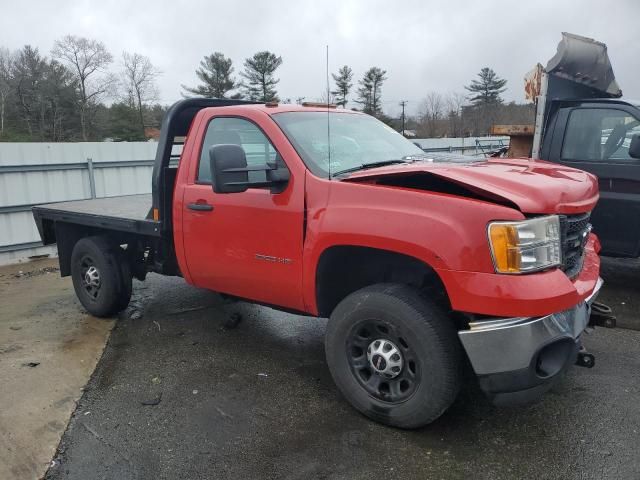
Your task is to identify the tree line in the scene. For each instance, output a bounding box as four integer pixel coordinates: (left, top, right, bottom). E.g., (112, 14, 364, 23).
(411, 68, 534, 138)
(181, 50, 389, 117)
(0, 36, 163, 142)
(0, 35, 533, 142)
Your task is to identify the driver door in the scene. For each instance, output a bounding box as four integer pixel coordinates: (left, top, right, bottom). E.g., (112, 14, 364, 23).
(181, 115, 306, 310)
(556, 106, 640, 256)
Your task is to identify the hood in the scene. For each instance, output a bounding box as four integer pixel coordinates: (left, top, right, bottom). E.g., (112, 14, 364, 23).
(343, 158, 599, 215)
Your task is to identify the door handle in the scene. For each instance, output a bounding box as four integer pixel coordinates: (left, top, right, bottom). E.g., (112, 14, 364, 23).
(187, 202, 214, 212)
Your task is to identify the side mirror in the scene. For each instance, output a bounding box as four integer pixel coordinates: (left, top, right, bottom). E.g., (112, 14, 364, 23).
(209, 144, 249, 193)
(267, 162, 291, 185)
(209, 144, 291, 194)
(629, 134, 640, 159)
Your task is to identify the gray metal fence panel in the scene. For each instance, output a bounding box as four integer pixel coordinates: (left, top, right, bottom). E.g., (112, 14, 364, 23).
(0, 142, 158, 265)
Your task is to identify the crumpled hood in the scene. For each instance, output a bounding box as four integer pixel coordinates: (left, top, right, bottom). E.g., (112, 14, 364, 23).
(343, 158, 599, 214)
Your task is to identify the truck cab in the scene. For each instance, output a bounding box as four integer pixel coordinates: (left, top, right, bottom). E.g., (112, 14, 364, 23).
(540, 98, 640, 257)
(524, 33, 640, 258)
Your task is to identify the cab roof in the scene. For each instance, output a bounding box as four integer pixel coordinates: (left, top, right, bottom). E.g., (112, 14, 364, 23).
(202, 103, 363, 116)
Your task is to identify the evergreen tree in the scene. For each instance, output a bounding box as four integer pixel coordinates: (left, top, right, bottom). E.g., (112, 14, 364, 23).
(465, 67, 507, 106)
(9, 46, 78, 141)
(240, 51, 282, 102)
(331, 65, 353, 108)
(105, 102, 146, 141)
(182, 52, 236, 98)
(356, 67, 387, 115)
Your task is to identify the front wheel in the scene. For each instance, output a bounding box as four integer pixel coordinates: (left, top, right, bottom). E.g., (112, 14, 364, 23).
(70, 236, 132, 317)
(325, 283, 462, 429)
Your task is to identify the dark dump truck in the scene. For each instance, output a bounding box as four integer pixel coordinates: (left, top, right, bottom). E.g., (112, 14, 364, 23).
(33, 98, 602, 428)
(520, 33, 640, 258)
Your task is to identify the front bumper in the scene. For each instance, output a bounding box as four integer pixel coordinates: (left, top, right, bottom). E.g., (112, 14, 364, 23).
(459, 277, 603, 405)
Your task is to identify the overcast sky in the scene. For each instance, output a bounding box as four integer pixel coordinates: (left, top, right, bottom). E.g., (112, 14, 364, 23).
(3, 0, 638, 116)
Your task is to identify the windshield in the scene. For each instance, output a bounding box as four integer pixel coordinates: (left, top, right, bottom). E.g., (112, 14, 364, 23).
(272, 111, 426, 178)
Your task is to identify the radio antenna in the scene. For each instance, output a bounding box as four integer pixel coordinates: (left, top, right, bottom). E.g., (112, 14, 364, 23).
(326, 45, 332, 180)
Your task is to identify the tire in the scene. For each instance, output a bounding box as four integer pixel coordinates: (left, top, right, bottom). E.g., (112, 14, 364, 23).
(70, 236, 132, 317)
(325, 283, 462, 429)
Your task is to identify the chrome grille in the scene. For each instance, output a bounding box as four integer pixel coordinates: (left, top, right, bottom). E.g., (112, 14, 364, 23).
(560, 213, 592, 279)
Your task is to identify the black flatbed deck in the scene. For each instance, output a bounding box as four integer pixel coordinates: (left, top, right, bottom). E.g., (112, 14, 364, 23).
(33, 194, 161, 237)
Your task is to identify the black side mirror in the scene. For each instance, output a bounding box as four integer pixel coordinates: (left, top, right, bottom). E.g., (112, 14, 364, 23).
(209, 144, 249, 193)
(209, 145, 291, 194)
(629, 134, 640, 159)
(267, 160, 291, 185)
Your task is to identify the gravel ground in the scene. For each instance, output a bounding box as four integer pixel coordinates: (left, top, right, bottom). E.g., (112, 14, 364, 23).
(44, 270, 640, 480)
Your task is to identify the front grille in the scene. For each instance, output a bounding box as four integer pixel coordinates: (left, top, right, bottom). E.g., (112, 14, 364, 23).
(559, 213, 592, 279)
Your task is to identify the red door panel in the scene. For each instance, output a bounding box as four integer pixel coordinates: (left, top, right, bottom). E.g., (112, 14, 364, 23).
(179, 111, 306, 311)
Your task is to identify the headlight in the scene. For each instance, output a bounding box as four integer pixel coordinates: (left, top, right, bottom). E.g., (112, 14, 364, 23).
(488, 216, 561, 274)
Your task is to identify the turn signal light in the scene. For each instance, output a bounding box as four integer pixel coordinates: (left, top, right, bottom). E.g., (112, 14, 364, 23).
(488, 224, 521, 273)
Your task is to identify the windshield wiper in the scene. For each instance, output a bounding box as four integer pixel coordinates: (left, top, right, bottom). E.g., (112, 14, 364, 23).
(332, 159, 410, 177)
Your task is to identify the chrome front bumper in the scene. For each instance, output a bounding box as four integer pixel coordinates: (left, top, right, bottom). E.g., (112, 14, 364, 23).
(459, 277, 603, 377)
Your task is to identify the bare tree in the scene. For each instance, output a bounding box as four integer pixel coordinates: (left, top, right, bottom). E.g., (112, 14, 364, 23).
(121, 52, 160, 136)
(318, 90, 336, 105)
(419, 92, 444, 137)
(445, 92, 467, 137)
(52, 35, 115, 140)
(0, 48, 12, 135)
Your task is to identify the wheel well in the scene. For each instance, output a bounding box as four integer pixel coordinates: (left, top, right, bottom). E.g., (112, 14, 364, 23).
(51, 222, 147, 279)
(315, 246, 449, 318)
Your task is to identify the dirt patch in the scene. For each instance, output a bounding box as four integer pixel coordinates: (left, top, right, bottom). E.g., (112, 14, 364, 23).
(0, 258, 114, 480)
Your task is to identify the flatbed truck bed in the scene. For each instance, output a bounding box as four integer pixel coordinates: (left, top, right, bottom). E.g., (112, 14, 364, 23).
(33, 194, 160, 238)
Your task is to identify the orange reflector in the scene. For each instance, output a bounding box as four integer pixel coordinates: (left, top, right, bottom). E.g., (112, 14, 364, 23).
(489, 224, 521, 273)
(153, 208, 159, 221)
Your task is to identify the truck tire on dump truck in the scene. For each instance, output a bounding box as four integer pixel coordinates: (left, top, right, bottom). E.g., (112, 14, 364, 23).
(33, 98, 603, 428)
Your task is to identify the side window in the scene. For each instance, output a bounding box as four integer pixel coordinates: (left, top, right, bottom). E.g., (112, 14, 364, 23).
(561, 108, 640, 162)
(197, 117, 279, 183)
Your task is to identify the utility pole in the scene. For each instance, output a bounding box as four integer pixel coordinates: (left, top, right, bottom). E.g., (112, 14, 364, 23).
(399, 100, 407, 136)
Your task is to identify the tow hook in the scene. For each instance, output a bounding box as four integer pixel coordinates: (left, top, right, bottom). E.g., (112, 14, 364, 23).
(575, 346, 595, 368)
(589, 301, 616, 329)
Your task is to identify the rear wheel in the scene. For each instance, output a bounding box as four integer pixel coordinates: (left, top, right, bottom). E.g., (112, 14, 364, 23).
(325, 283, 462, 429)
(70, 236, 132, 317)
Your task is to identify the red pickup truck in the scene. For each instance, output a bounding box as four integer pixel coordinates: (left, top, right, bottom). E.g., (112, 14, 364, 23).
(33, 98, 602, 428)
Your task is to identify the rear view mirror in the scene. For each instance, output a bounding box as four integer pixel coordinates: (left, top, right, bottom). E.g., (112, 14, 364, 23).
(629, 134, 640, 159)
(209, 144, 249, 193)
(209, 145, 291, 194)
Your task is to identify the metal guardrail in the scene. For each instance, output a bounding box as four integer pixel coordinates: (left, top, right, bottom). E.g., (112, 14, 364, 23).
(419, 139, 508, 155)
(0, 157, 155, 254)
